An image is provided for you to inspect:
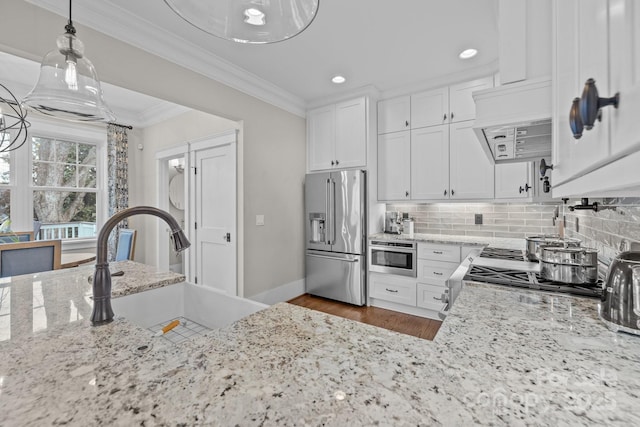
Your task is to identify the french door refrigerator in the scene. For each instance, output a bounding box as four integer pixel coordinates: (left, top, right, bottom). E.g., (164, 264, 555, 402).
(305, 169, 366, 306)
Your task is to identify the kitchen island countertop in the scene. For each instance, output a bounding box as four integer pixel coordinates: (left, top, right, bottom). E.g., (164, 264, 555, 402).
(1, 262, 639, 425)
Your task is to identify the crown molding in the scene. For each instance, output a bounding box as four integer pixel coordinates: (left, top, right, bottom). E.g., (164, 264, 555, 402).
(306, 85, 381, 110)
(26, 0, 307, 117)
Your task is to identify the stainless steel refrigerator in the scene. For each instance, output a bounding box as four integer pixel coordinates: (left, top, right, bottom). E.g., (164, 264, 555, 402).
(305, 169, 366, 306)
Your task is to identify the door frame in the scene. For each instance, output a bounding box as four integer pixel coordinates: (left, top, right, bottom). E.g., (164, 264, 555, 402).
(156, 129, 240, 295)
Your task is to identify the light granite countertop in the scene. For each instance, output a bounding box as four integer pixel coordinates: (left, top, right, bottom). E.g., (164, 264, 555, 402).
(1, 262, 640, 425)
(369, 232, 526, 250)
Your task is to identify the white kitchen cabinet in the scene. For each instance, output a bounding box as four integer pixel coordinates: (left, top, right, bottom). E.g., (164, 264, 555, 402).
(377, 131, 411, 200)
(495, 162, 532, 199)
(307, 97, 367, 171)
(410, 87, 449, 129)
(410, 125, 450, 200)
(449, 121, 495, 199)
(377, 96, 411, 134)
(448, 77, 494, 123)
(369, 273, 417, 306)
(416, 283, 448, 312)
(552, 0, 640, 196)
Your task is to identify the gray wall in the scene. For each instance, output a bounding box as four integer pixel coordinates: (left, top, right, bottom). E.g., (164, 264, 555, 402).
(1, 1, 306, 299)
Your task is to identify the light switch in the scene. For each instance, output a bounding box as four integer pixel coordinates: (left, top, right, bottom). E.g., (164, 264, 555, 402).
(256, 215, 265, 226)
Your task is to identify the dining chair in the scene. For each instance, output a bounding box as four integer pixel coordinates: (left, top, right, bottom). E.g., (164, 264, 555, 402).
(115, 229, 137, 261)
(0, 231, 35, 244)
(0, 240, 62, 277)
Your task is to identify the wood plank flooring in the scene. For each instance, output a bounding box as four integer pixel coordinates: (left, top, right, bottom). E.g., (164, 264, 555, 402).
(287, 294, 442, 341)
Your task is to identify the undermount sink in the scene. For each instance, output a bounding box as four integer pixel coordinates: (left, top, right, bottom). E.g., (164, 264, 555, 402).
(111, 282, 268, 330)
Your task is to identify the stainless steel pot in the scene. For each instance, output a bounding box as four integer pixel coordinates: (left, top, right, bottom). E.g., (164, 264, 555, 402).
(539, 245, 598, 284)
(600, 251, 640, 335)
(525, 235, 581, 261)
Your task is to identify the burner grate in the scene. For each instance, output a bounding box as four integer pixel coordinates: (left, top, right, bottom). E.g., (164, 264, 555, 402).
(464, 265, 603, 299)
(479, 247, 526, 262)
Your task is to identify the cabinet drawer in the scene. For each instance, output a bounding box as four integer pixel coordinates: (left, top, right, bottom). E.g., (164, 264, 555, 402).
(417, 259, 459, 281)
(370, 273, 417, 306)
(416, 283, 448, 311)
(418, 243, 461, 262)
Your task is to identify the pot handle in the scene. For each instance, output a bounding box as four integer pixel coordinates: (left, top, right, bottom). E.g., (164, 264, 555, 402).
(633, 266, 640, 316)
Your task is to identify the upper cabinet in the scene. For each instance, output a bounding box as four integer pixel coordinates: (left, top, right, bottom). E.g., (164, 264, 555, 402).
(449, 121, 495, 199)
(307, 97, 368, 171)
(552, 0, 640, 196)
(377, 77, 493, 134)
(495, 162, 532, 199)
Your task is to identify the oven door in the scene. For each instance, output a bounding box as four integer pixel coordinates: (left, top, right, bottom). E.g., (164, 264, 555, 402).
(369, 243, 416, 277)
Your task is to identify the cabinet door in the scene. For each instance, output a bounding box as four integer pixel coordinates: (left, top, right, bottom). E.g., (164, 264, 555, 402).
(410, 125, 450, 200)
(335, 97, 367, 169)
(411, 87, 449, 129)
(307, 105, 335, 171)
(449, 77, 493, 123)
(495, 162, 531, 199)
(370, 273, 417, 306)
(378, 96, 411, 134)
(609, 0, 640, 156)
(449, 121, 495, 199)
(378, 131, 411, 201)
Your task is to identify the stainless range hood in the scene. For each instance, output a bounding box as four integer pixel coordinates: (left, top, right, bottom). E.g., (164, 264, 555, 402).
(472, 78, 552, 164)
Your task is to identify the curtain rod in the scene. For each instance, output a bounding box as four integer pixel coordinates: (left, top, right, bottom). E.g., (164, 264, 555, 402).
(107, 122, 133, 130)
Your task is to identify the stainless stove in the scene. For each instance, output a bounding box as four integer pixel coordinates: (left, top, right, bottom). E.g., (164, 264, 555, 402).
(466, 247, 604, 299)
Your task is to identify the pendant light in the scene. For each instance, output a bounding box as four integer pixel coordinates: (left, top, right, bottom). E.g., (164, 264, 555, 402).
(22, 0, 115, 122)
(164, 0, 320, 44)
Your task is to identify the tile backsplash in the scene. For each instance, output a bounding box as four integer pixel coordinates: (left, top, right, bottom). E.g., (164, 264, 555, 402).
(386, 202, 559, 239)
(388, 198, 640, 266)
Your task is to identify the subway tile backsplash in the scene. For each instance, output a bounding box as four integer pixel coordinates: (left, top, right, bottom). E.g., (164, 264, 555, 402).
(387, 199, 640, 268)
(386, 202, 559, 239)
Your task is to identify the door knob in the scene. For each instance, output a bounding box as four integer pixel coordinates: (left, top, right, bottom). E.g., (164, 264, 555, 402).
(579, 78, 619, 130)
(569, 97, 584, 139)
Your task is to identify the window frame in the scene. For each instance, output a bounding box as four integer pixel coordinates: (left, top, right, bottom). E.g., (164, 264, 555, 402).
(8, 116, 107, 250)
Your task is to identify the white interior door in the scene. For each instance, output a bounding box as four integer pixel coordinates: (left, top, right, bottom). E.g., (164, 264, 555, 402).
(192, 135, 237, 295)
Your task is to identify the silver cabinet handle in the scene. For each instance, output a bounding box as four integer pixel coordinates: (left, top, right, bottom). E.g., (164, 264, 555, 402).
(433, 296, 443, 301)
(385, 288, 399, 293)
(433, 251, 443, 254)
(433, 271, 443, 276)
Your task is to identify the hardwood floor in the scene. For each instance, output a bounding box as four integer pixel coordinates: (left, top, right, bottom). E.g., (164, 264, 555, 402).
(287, 294, 442, 341)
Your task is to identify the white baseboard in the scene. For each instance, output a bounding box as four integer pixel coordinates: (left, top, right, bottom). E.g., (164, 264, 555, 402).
(248, 279, 305, 306)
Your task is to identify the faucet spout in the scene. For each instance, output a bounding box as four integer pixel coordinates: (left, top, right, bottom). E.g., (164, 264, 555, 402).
(90, 206, 190, 326)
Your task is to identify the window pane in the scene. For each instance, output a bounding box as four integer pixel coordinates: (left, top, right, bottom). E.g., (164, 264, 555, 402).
(0, 189, 9, 231)
(33, 191, 96, 239)
(78, 166, 97, 189)
(78, 144, 96, 165)
(0, 151, 9, 185)
(54, 140, 76, 163)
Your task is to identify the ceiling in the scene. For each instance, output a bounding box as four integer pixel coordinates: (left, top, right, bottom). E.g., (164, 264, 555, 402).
(28, 0, 500, 115)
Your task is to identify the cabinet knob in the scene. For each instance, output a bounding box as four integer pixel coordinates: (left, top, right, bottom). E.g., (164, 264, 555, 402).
(450, 112, 454, 120)
(569, 98, 584, 139)
(539, 158, 553, 177)
(451, 189, 455, 196)
(443, 113, 447, 121)
(443, 189, 447, 196)
(405, 190, 410, 197)
(335, 159, 339, 165)
(405, 120, 409, 127)
(579, 78, 619, 130)
(331, 160, 335, 166)
(519, 184, 531, 194)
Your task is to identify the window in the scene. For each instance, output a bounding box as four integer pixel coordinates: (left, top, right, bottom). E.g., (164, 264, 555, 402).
(0, 135, 11, 231)
(32, 136, 98, 240)
(3, 118, 106, 245)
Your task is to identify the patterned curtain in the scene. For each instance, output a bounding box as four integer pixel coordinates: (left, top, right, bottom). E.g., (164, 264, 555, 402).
(107, 124, 129, 261)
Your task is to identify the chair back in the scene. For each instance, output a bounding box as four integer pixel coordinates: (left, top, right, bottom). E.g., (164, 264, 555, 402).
(115, 229, 137, 261)
(0, 240, 62, 278)
(0, 231, 34, 244)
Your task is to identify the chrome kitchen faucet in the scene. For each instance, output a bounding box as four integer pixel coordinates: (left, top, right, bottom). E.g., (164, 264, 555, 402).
(90, 206, 190, 326)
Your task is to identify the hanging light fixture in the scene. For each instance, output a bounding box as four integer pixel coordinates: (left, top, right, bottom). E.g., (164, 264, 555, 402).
(0, 83, 30, 153)
(22, 0, 115, 122)
(164, 0, 320, 44)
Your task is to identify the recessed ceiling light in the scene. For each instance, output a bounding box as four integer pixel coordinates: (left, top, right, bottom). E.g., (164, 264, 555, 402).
(244, 8, 266, 26)
(459, 48, 478, 59)
(331, 75, 346, 84)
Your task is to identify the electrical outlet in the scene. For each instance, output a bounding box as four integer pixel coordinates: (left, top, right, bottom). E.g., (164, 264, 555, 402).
(575, 217, 579, 233)
(475, 214, 483, 225)
(256, 215, 265, 226)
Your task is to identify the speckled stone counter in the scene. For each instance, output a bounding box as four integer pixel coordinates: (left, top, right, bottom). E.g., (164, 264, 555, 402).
(1, 264, 640, 425)
(369, 232, 525, 250)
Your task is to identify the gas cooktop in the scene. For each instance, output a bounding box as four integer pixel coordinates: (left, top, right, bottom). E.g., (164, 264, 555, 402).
(479, 247, 526, 261)
(464, 264, 603, 299)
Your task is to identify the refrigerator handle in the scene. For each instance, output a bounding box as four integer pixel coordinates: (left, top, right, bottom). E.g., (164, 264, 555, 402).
(329, 178, 336, 244)
(325, 178, 332, 245)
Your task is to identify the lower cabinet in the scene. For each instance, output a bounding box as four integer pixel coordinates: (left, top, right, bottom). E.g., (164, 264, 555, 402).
(369, 242, 463, 320)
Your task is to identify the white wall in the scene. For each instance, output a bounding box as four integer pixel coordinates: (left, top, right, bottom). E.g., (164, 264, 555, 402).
(1, 1, 307, 299)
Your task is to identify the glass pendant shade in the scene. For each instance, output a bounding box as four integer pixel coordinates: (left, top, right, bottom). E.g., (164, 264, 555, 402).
(23, 32, 115, 122)
(164, 0, 320, 44)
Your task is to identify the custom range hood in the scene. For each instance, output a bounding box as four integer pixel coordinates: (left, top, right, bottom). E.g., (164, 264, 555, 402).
(472, 78, 552, 164)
